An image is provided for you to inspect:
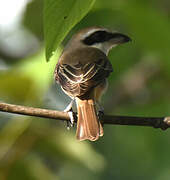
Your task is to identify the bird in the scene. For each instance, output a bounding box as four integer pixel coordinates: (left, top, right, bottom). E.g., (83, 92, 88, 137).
(54, 26, 131, 141)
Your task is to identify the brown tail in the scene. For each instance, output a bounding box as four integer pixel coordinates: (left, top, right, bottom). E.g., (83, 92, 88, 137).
(76, 97, 103, 141)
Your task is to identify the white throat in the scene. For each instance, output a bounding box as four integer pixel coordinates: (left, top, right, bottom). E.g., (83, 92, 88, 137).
(91, 42, 116, 55)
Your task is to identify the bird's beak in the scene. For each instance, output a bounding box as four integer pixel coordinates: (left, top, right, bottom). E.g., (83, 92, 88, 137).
(110, 33, 132, 45)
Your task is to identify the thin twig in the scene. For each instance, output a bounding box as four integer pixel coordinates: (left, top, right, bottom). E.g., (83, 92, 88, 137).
(0, 102, 69, 120)
(0, 102, 170, 130)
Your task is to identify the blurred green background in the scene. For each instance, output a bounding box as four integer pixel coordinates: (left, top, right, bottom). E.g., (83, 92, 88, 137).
(0, 0, 170, 179)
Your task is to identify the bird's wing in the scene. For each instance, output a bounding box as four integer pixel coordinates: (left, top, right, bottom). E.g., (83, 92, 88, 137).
(55, 58, 113, 97)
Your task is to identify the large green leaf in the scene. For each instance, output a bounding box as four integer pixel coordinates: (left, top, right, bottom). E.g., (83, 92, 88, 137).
(44, 0, 96, 61)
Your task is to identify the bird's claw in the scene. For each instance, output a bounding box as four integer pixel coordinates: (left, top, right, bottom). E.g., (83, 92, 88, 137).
(66, 109, 75, 130)
(64, 99, 75, 129)
(64, 100, 74, 112)
(164, 117, 170, 126)
(96, 102, 104, 117)
(68, 110, 74, 125)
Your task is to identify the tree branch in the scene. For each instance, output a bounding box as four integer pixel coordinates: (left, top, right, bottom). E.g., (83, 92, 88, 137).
(0, 102, 170, 130)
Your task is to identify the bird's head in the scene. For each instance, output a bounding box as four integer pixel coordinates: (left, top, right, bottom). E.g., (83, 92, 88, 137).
(68, 26, 131, 55)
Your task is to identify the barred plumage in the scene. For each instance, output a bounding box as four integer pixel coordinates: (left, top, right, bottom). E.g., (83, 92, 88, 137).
(55, 48, 113, 98)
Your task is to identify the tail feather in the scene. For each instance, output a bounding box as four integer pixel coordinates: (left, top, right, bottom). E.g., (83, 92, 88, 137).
(76, 98, 103, 141)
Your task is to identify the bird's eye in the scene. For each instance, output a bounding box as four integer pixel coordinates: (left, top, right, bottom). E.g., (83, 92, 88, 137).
(83, 31, 113, 45)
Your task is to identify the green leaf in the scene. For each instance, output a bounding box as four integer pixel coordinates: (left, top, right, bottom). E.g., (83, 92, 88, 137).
(44, 0, 96, 61)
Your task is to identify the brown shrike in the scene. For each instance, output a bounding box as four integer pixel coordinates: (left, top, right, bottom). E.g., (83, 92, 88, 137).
(54, 26, 131, 141)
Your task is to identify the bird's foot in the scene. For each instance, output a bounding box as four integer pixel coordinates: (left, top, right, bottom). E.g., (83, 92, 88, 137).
(64, 99, 75, 129)
(164, 117, 170, 126)
(96, 102, 104, 116)
(64, 99, 74, 112)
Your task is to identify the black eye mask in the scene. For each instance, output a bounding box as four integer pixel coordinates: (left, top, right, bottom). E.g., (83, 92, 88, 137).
(83, 31, 113, 45)
(83, 31, 130, 45)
